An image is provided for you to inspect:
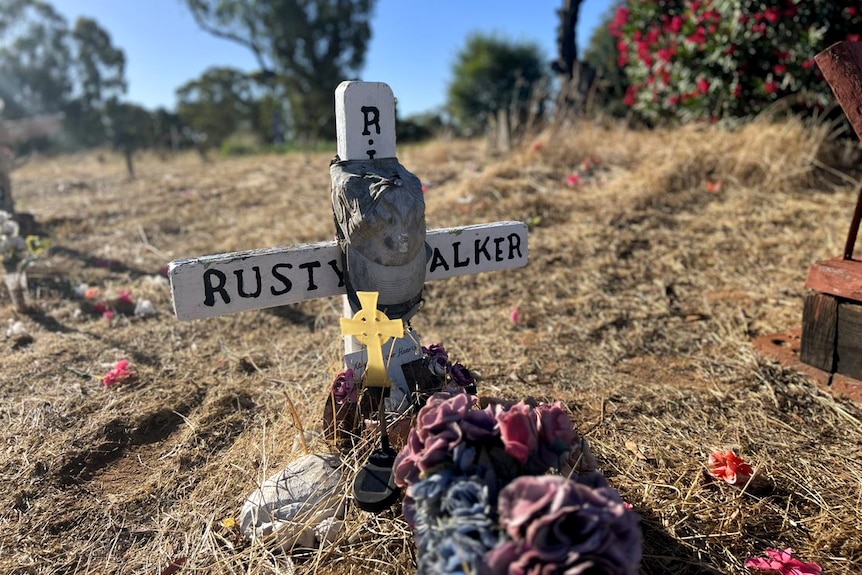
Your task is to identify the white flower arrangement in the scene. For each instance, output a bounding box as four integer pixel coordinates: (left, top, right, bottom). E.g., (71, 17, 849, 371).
(1, 210, 50, 272)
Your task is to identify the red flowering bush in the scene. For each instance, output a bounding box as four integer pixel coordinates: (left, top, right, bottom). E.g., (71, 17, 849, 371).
(610, 0, 862, 122)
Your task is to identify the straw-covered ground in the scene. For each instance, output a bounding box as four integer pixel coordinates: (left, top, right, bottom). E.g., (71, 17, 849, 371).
(2, 119, 862, 574)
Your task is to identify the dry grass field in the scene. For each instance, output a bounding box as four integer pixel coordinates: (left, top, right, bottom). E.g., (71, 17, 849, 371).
(2, 119, 862, 574)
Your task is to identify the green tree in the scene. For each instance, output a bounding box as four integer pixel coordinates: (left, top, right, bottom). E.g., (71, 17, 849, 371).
(176, 66, 256, 152)
(183, 0, 377, 142)
(105, 98, 152, 177)
(447, 34, 548, 136)
(65, 16, 126, 146)
(0, 0, 72, 119)
(0, 0, 128, 149)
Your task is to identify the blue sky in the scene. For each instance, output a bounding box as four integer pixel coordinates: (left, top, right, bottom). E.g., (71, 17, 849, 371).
(49, 0, 616, 117)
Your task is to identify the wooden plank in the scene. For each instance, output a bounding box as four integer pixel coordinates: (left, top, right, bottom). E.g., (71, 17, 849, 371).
(800, 293, 838, 371)
(335, 81, 397, 161)
(805, 257, 862, 302)
(169, 221, 528, 320)
(815, 41, 862, 141)
(836, 301, 862, 380)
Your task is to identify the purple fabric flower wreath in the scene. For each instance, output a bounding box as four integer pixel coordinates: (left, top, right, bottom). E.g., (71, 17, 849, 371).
(394, 392, 642, 574)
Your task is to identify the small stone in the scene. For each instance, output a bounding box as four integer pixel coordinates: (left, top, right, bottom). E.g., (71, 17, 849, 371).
(134, 299, 157, 317)
(5, 320, 26, 338)
(239, 453, 343, 552)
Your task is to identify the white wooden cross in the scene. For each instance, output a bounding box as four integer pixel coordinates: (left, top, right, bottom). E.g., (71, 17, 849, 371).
(168, 81, 528, 411)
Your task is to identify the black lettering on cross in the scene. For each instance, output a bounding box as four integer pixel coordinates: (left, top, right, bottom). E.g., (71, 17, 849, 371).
(361, 105, 381, 159)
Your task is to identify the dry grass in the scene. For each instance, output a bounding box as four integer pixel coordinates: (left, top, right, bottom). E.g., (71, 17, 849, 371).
(2, 118, 862, 574)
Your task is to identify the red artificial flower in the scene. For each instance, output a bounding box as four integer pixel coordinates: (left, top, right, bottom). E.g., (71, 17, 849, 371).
(848, 34, 862, 42)
(669, 15, 683, 33)
(706, 180, 722, 193)
(707, 450, 753, 485)
(566, 173, 582, 187)
(745, 548, 822, 575)
(697, 78, 710, 95)
(102, 359, 136, 388)
(763, 7, 780, 23)
(801, 59, 815, 70)
(85, 287, 101, 300)
(764, 81, 778, 94)
(733, 84, 743, 98)
(774, 64, 787, 76)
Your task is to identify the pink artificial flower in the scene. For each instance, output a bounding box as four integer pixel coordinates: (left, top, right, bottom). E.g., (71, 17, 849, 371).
(117, 289, 133, 305)
(764, 81, 778, 94)
(566, 173, 581, 187)
(93, 302, 115, 320)
(102, 359, 136, 387)
(745, 548, 822, 575)
(536, 401, 578, 451)
(707, 450, 753, 485)
(497, 402, 539, 463)
(510, 306, 521, 324)
(332, 368, 358, 404)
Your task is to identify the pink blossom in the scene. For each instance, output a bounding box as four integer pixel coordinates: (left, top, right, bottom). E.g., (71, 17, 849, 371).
(763, 7, 780, 23)
(497, 402, 539, 463)
(745, 548, 822, 575)
(707, 450, 753, 485)
(510, 305, 521, 324)
(102, 359, 136, 387)
(117, 289, 134, 305)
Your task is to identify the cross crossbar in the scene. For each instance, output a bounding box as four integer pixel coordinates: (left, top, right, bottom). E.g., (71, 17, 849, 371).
(169, 221, 528, 320)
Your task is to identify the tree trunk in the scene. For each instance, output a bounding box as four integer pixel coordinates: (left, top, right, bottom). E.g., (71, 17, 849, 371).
(553, 0, 595, 116)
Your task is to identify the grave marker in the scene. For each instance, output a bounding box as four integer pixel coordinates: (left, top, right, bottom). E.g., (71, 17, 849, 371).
(167, 81, 529, 410)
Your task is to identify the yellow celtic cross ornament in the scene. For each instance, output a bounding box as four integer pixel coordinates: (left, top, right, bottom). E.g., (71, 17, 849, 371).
(340, 291, 404, 387)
